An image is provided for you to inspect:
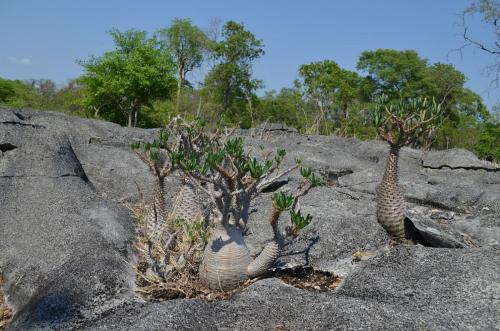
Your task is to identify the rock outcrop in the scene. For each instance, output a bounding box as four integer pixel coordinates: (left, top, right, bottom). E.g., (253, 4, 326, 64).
(0, 107, 498, 330)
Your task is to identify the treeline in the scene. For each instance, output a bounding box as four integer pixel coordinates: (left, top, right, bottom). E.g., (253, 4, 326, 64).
(0, 19, 499, 161)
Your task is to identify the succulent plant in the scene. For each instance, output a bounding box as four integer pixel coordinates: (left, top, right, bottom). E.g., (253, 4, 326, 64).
(170, 133, 320, 289)
(132, 117, 320, 290)
(373, 95, 443, 240)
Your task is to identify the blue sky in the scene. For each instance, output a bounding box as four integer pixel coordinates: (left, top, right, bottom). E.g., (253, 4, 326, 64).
(0, 0, 498, 110)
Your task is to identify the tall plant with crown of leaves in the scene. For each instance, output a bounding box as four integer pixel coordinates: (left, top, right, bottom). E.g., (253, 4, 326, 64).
(373, 95, 443, 240)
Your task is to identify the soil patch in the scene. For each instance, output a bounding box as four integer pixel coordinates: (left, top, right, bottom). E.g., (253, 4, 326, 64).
(273, 266, 342, 292)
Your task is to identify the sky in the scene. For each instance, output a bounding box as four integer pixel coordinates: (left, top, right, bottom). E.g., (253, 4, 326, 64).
(0, 0, 498, 110)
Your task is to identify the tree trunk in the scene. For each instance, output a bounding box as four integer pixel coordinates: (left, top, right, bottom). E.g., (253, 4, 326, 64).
(196, 95, 202, 118)
(133, 108, 138, 127)
(376, 144, 406, 239)
(246, 94, 254, 127)
(127, 108, 133, 127)
(223, 82, 231, 111)
(176, 68, 184, 113)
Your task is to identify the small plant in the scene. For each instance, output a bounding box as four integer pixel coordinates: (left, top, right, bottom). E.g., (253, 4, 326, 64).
(373, 95, 443, 240)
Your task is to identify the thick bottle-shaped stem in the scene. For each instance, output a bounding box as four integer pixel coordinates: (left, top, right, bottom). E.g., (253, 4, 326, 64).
(199, 225, 253, 290)
(376, 145, 406, 239)
(199, 224, 280, 290)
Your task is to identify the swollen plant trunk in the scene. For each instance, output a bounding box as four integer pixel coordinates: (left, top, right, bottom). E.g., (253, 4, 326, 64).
(199, 224, 280, 290)
(376, 144, 406, 239)
(172, 181, 203, 223)
(145, 177, 171, 240)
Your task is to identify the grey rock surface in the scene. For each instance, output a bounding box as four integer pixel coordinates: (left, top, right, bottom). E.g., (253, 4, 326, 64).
(422, 148, 500, 170)
(1, 107, 499, 330)
(78, 246, 500, 331)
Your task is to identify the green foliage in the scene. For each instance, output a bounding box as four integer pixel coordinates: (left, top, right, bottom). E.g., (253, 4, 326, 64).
(373, 95, 443, 147)
(272, 191, 295, 211)
(275, 149, 286, 165)
(175, 218, 208, 242)
(476, 122, 500, 161)
(157, 18, 210, 113)
(289, 210, 313, 235)
(0, 77, 87, 115)
(256, 87, 306, 128)
(357, 49, 428, 99)
(0, 78, 16, 103)
(203, 21, 264, 127)
(357, 49, 487, 123)
(78, 29, 177, 127)
(157, 18, 209, 82)
(298, 60, 361, 121)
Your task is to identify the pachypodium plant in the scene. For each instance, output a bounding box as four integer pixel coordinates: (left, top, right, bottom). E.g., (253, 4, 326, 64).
(168, 136, 320, 290)
(373, 95, 443, 240)
(131, 128, 174, 241)
(132, 117, 321, 291)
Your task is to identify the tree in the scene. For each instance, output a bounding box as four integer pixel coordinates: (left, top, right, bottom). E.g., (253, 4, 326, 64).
(357, 49, 428, 99)
(257, 87, 306, 128)
(157, 18, 210, 112)
(357, 49, 488, 123)
(78, 29, 177, 127)
(0, 78, 15, 103)
(52, 79, 87, 115)
(460, 0, 500, 86)
(298, 60, 361, 133)
(203, 21, 264, 127)
(27, 79, 57, 100)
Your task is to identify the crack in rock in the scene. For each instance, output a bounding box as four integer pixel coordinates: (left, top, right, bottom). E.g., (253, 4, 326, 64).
(0, 143, 17, 153)
(0, 121, 45, 129)
(422, 164, 500, 172)
(0, 173, 81, 179)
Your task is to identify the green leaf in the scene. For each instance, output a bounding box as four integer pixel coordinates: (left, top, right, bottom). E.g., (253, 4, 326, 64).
(272, 191, 294, 211)
(300, 166, 312, 179)
(308, 173, 323, 187)
(275, 149, 286, 165)
(247, 158, 264, 179)
(130, 141, 141, 150)
(150, 148, 160, 161)
(290, 209, 312, 234)
(224, 137, 245, 159)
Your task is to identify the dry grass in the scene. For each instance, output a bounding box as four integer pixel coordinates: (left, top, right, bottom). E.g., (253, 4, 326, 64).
(0, 275, 12, 331)
(127, 201, 256, 302)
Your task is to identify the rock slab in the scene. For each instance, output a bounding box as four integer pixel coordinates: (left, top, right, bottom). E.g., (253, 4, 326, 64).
(0, 107, 499, 330)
